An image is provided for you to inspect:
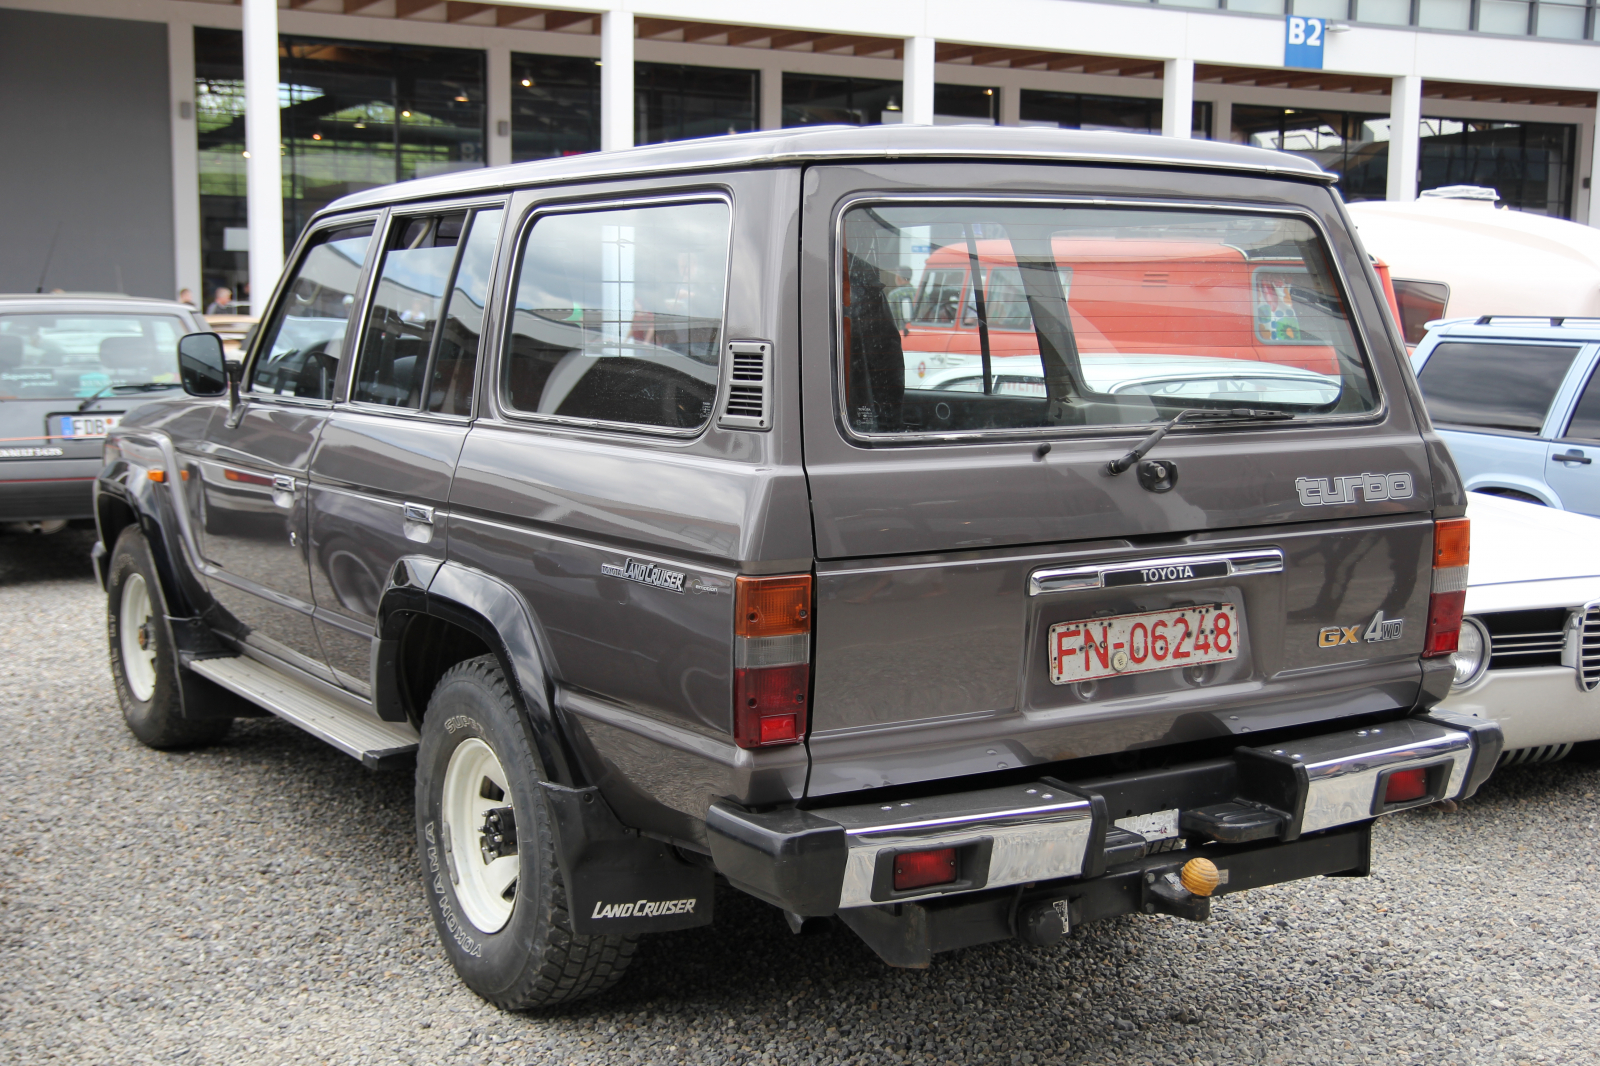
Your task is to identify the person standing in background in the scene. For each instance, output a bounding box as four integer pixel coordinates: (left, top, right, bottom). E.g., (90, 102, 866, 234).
(205, 287, 233, 315)
(178, 288, 196, 309)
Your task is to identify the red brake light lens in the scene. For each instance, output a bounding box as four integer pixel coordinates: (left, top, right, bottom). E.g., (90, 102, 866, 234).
(1423, 589, 1467, 657)
(1384, 767, 1429, 804)
(734, 664, 808, 747)
(892, 848, 959, 892)
(1424, 518, 1470, 658)
(732, 574, 813, 749)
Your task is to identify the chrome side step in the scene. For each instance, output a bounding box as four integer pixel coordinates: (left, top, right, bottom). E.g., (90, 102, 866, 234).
(188, 656, 419, 768)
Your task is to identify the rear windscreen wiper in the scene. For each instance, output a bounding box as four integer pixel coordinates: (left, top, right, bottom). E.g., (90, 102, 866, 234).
(1105, 408, 1296, 476)
(77, 382, 180, 411)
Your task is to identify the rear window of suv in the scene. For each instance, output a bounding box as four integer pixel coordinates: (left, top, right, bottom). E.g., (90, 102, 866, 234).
(839, 203, 1379, 439)
(0, 313, 186, 399)
(1417, 341, 1580, 435)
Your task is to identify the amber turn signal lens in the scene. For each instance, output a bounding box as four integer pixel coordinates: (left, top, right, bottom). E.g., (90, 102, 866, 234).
(147, 469, 166, 483)
(1433, 518, 1469, 570)
(735, 574, 813, 638)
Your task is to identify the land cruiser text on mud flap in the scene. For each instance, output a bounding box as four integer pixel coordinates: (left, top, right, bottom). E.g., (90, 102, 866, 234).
(93, 126, 1500, 1008)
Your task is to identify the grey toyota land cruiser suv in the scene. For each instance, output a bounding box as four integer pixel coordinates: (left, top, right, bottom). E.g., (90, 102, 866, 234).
(95, 125, 1500, 1008)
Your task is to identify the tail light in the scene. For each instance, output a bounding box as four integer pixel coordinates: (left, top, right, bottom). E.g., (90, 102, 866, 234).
(1383, 767, 1429, 804)
(892, 848, 958, 892)
(733, 574, 812, 748)
(1423, 518, 1469, 658)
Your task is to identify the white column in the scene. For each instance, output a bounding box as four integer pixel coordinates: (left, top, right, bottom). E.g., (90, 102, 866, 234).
(242, 0, 283, 314)
(1161, 59, 1194, 139)
(998, 84, 1020, 127)
(168, 20, 202, 305)
(760, 65, 783, 131)
(1387, 74, 1423, 202)
(600, 10, 634, 151)
(487, 44, 512, 167)
(1212, 98, 1232, 143)
(902, 36, 935, 125)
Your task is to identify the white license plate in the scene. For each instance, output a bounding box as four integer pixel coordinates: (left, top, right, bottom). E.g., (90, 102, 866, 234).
(57, 414, 120, 438)
(1049, 603, 1238, 685)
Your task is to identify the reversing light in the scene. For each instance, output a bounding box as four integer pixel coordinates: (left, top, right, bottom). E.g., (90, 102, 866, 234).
(1423, 518, 1469, 658)
(1383, 767, 1429, 804)
(733, 574, 812, 749)
(892, 848, 958, 892)
(1451, 617, 1489, 688)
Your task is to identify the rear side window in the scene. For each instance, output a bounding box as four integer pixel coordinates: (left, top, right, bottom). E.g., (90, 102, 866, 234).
(1392, 279, 1449, 346)
(841, 203, 1376, 438)
(503, 201, 729, 432)
(1417, 342, 1579, 435)
(1562, 363, 1600, 442)
(353, 206, 502, 415)
(250, 222, 374, 400)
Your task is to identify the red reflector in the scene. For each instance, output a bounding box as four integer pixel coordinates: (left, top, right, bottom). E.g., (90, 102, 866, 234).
(733, 664, 809, 748)
(1384, 767, 1429, 804)
(892, 848, 959, 892)
(1423, 589, 1466, 657)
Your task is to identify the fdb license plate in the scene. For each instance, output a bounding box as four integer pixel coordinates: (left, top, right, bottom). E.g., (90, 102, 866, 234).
(1049, 603, 1238, 685)
(56, 414, 120, 438)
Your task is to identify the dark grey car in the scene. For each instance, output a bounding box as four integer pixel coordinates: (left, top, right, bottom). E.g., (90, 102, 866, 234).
(0, 294, 204, 530)
(93, 125, 1501, 1008)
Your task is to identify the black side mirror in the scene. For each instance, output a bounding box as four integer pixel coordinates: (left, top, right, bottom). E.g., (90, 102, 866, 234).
(177, 332, 227, 397)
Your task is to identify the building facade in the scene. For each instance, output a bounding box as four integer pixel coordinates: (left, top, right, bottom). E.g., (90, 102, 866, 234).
(1, 0, 1595, 303)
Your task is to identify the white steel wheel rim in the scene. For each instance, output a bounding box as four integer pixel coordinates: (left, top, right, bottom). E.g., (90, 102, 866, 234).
(119, 573, 158, 703)
(441, 737, 518, 934)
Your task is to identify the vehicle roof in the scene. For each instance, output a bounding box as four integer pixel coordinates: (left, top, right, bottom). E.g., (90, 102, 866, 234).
(0, 293, 198, 315)
(1421, 316, 1600, 345)
(323, 125, 1334, 216)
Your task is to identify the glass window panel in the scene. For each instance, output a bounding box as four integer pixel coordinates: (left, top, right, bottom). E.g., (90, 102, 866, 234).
(1418, 0, 1472, 27)
(844, 205, 1375, 438)
(504, 203, 730, 431)
(195, 30, 484, 305)
(1355, 0, 1412, 22)
(1535, 1, 1588, 37)
(1232, 106, 1389, 203)
(430, 209, 502, 415)
(1564, 366, 1600, 442)
(635, 62, 758, 145)
(1159, 0, 1222, 9)
(1418, 119, 1577, 218)
(934, 84, 999, 123)
(1020, 90, 1211, 139)
(1229, 0, 1288, 13)
(1417, 342, 1578, 434)
(782, 74, 900, 127)
(1293, 0, 1350, 17)
(1391, 279, 1450, 345)
(354, 212, 468, 409)
(249, 223, 373, 400)
(511, 53, 599, 161)
(0, 314, 187, 399)
(1478, 0, 1533, 32)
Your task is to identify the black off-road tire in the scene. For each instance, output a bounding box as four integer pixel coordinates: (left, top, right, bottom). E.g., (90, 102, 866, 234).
(107, 527, 231, 748)
(415, 655, 637, 1009)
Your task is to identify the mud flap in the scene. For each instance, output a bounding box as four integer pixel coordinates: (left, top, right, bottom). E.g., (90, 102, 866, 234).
(540, 781, 715, 935)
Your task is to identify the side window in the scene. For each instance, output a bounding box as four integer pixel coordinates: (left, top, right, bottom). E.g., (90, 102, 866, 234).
(1563, 361, 1600, 442)
(1416, 342, 1580, 435)
(351, 208, 502, 414)
(503, 201, 729, 432)
(249, 223, 374, 399)
(1391, 279, 1450, 346)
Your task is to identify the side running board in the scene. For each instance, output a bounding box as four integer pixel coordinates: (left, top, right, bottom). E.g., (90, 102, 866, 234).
(188, 656, 419, 769)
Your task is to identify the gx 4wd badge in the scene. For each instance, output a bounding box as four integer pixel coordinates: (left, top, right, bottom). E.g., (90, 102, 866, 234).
(1319, 610, 1404, 648)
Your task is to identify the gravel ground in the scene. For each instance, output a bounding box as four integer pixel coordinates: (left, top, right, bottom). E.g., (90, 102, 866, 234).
(3, 529, 1600, 1066)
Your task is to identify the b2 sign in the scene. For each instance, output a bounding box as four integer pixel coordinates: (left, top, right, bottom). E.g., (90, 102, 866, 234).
(1284, 15, 1326, 69)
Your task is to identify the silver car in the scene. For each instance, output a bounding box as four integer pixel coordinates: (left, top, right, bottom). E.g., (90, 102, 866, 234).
(0, 293, 206, 530)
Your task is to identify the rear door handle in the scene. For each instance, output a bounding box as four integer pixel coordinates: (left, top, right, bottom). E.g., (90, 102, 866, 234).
(1552, 450, 1592, 465)
(272, 474, 296, 491)
(402, 503, 434, 525)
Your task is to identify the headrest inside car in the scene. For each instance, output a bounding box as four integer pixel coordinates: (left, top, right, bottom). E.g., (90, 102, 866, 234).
(100, 334, 156, 369)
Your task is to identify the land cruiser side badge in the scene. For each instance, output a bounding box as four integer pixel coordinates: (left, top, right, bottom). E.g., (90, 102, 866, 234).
(601, 558, 686, 593)
(1319, 610, 1404, 648)
(1296, 472, 1414, 507)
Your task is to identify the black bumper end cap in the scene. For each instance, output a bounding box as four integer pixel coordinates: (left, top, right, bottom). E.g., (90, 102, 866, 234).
(1413, 709, 1504, 800)
(706, 801, 847, 917)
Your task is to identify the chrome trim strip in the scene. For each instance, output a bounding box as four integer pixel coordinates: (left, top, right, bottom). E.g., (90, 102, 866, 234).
(1029, 548, 1284, 596)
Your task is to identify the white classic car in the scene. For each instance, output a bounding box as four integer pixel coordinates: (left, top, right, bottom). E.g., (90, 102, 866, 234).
(1439, 491, 1600, 765)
